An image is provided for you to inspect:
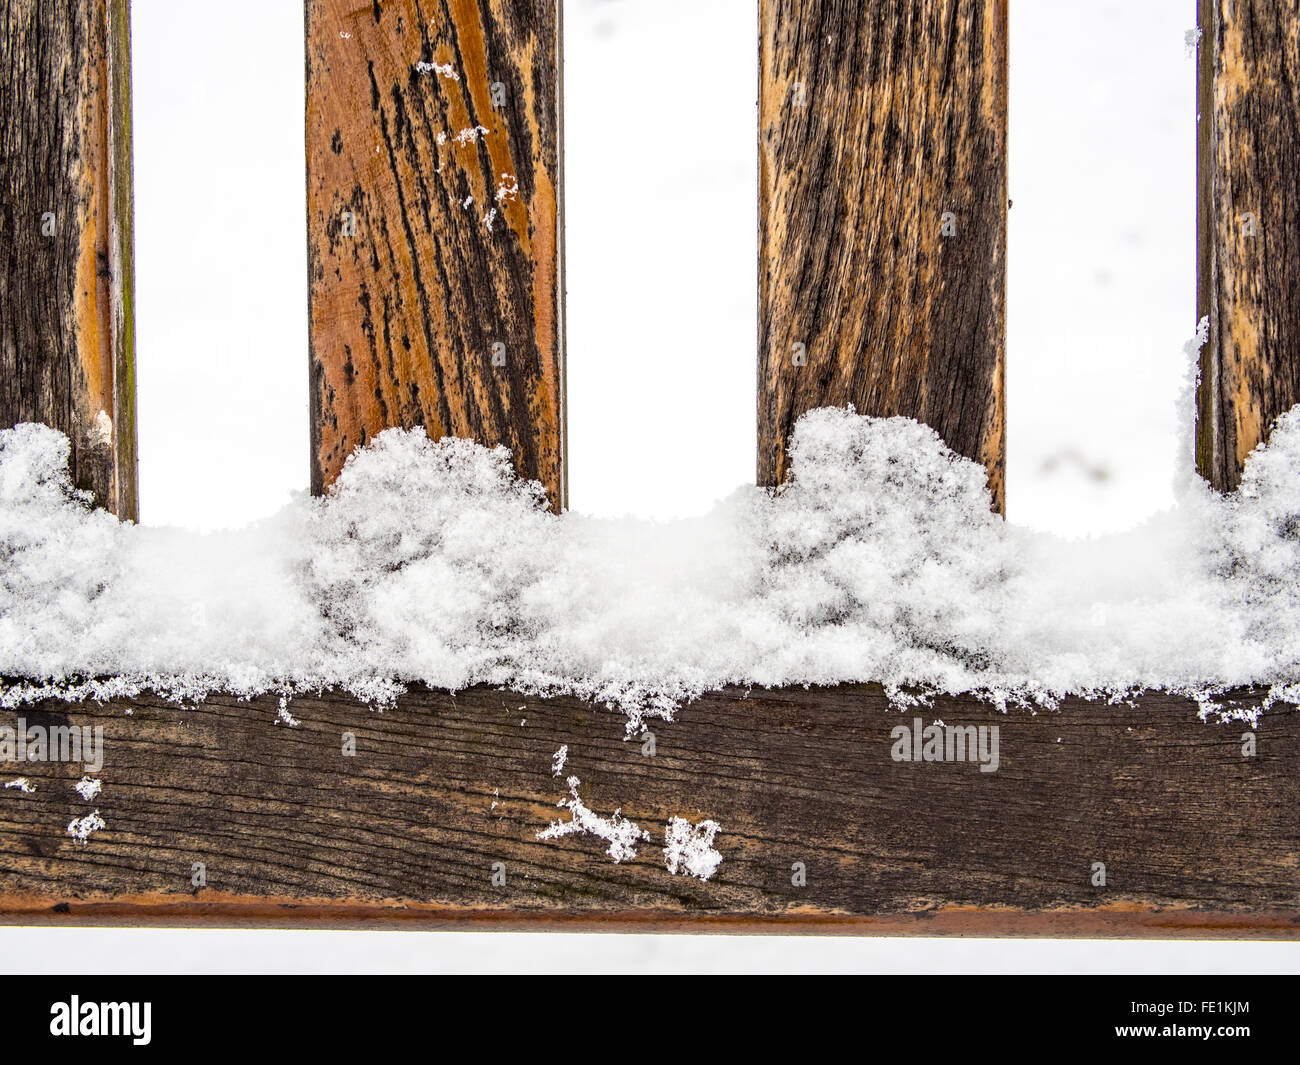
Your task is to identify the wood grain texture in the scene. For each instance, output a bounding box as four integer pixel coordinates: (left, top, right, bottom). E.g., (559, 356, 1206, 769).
(759, 0, 1007, 512)
(1, 684, 1296, 936)
(1197, 0, 1300, 492)
(306, 0, 565, 509)
(0, 0, 137, 518)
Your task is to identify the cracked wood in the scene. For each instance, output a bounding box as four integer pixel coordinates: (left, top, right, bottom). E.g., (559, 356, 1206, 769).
(1196, 0, 1300, 491)
(0, 0, 137, 517)
(758, 0, 1007, 512)
(306, 0, 565, 509)
(1, 684, 1296, 935)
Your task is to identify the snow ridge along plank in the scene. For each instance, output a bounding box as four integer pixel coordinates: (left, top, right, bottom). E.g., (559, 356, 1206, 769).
(305, 0, 566, 509)
(0, 685, 1297, 934)
(0, 0, 138, 519)
(758, 0, 1007, 512)
(1196, 0, 1300, 492)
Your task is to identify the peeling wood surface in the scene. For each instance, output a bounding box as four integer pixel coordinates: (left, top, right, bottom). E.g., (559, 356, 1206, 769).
(758, 0, 1007, 512)
(0, 0, 137, 518)
(1197, 0, 1300, 491)
(306, 0, 565, 509)
(1, 684, 1296, 936)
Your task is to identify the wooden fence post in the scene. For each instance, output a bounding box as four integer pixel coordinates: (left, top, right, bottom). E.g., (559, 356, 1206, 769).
(305, 0, 565, 510)
(0, 0, 138, 519)
(758, 0, 1007, 512)
(1196, 0, 1300, 491)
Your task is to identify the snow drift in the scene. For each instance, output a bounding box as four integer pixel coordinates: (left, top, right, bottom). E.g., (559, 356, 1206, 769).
(4, 402, 1300, 727)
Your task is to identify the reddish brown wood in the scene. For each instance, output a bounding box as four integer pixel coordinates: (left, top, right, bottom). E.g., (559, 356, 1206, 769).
(305, 0, 565, 509)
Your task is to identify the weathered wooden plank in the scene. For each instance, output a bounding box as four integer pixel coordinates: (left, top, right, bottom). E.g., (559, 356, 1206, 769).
(0, 0, 137, 518)
(758, 0, 1007, 512)
(1196, 0, 1300, 492)
(306, 0, 565, 509)
(1, 684, 1295, 935)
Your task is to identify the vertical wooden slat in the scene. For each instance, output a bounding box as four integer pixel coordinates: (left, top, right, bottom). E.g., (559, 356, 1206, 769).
(758, 0, 1007, 512)
(1196, 0, 1300, 492)
(306, 0, 565, 509)
(0, 0, 137, 518)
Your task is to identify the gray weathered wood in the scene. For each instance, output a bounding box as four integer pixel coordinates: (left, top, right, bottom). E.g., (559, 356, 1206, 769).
(0, 0, 137, 518)
(1, 684, 1295, 935)
(1197, 0, 1300, 491)
(758, 0, 1007, 512)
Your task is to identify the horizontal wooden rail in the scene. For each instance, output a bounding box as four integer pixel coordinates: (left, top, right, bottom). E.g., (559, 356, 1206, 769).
(0, 0, 137, 518)
(1, 685, 1296, 935)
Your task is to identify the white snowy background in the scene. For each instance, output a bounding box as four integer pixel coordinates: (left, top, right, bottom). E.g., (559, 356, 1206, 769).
(4, 0, 1296, 973)
(127, 0, 1197, 535)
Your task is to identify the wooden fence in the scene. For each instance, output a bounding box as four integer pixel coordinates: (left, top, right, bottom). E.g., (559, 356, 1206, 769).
(0, 0, 1298, 936)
